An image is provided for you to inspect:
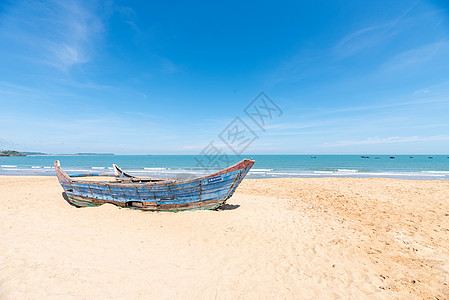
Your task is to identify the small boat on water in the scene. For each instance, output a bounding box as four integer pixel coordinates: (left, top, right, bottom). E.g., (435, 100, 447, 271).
(55, 159, 254, 211)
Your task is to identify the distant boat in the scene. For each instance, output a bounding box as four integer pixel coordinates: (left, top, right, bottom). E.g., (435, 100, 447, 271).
(409, 156, 414, 158)
(390, 156, 396, 159)
(310, 156, 317, 158)
(428, 157, 433, 159)
(55, 159, 254, 212)
(361, 156, 370, 158)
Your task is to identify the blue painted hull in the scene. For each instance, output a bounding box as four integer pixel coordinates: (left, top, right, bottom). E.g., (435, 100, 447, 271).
(55, 159, 254, 211)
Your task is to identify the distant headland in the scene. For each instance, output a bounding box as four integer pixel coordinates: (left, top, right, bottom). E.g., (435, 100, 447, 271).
(0, 150, 115, 157)
(0, 150, 26, 157)
(0, 150, 50, 156)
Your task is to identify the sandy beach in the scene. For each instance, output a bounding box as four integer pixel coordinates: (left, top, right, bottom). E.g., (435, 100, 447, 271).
(1, 176, 448, 299)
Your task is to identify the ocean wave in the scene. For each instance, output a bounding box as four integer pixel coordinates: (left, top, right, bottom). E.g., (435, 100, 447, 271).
(1, 168, 32, 171)
(269, 172, 317, 176)
(421, 171, 449, 175)
(137, 168, 209, 173)
(1, 161, 448, 181)
(254, 170, 446, 178)
(250, 168, 274, 172)
(360, 172, 441, 177)
(314, 171, 334, 174)
(315, 169, 359, 173)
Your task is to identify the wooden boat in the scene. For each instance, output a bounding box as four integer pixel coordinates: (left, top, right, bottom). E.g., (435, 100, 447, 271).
(55, 159, 254, 211)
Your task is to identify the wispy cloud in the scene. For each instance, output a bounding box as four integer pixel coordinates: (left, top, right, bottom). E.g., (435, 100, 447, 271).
(264, 121, 328, 131)
(335, 22, 396, 50)
(52, 77, 114, 90)
(323, 135, 449, 147)
(45, 1, 104, 70)
(160, 57, 180, 74)
(267, 1, 424, 87)
(381, 40, 448, 71)
(414, 80, 449, 95)
(334, 0, 419, 56)
(306, 97, 449, 117)
(116, 6, 138, 31)
(0, 81, 43, 95)
(1, 0, 104, 71)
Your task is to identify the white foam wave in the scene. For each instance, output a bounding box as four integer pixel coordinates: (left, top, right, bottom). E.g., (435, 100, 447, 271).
(255, 171, 446, 178)
(130, 169, 200, 174)
(421, 171, 449, 175)
(1, 165, 17, 168)
(251, 168, 274, 172)
(269, 172, 316, 176)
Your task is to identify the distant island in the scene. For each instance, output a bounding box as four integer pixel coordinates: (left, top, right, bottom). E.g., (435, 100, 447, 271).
(75, 153, 115, 155)
(0, 150, 26, 157)
(21, 151, 48, 156)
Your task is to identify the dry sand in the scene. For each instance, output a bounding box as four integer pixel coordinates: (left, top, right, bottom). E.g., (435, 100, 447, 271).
(1, 176, 448, 299)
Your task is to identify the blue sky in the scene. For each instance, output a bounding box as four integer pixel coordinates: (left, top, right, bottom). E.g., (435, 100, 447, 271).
(1, 0, 449, 154)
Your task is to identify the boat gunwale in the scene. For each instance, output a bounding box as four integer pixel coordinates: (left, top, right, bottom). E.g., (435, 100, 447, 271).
(55, 159, 255, 188)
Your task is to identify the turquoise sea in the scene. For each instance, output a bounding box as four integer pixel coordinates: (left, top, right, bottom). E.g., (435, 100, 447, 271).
(0, 155, 448, 180)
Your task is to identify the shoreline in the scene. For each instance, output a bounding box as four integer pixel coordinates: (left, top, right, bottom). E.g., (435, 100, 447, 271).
(1, 174, 449, 181)
(1, 176, 448, 298)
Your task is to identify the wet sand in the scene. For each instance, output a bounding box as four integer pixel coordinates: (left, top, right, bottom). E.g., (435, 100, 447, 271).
(1, 176, 448, 299)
